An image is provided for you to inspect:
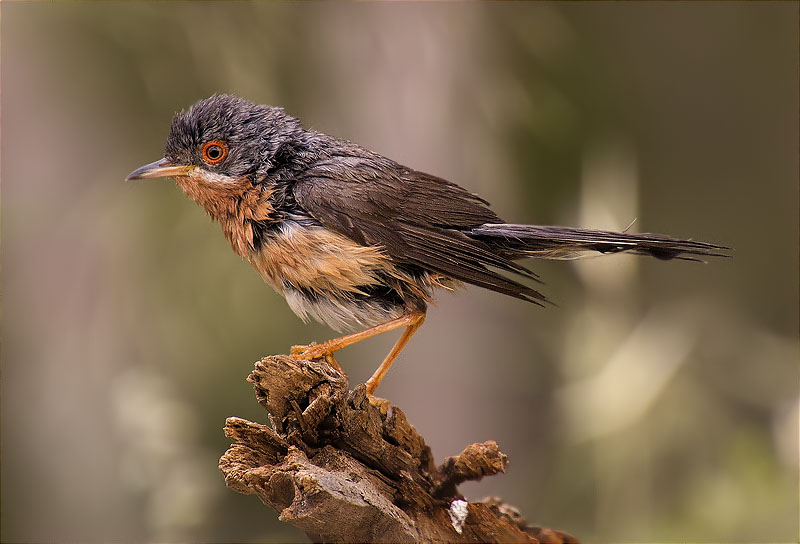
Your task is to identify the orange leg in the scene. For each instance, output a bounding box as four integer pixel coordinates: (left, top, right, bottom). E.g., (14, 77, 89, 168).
(291, 312, 426, 394)
(364, 313, 425, 395)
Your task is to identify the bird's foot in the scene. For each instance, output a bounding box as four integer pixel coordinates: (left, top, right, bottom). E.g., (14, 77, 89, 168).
(364, 376, 392, 414)
(290, 342, 328, 359)
(367, 394, 391, 416)
(290, 343, 345, 374)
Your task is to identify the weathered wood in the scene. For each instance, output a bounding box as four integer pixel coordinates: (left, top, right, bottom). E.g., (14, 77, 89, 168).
(220, 355, 578, 543)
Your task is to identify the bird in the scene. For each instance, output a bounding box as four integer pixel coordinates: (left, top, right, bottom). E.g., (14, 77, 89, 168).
(127, 94, 727, 396)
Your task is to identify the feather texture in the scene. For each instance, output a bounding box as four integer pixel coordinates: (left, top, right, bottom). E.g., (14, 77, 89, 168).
(293, 153, 549, 306)
(468, 224, 730, 261)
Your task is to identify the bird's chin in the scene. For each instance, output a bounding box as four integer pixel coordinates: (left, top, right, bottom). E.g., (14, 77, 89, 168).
(173, 169, 250, 217)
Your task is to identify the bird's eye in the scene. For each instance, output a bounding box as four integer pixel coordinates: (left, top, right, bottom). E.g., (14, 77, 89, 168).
(201, 140, 228, 165)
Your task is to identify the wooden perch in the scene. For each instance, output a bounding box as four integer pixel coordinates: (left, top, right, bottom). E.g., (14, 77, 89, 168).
(219, 355, 578, 543)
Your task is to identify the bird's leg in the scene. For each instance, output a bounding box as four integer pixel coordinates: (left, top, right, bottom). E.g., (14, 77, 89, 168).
(364, 313, 425, 396)
(290, 312, 425, 366)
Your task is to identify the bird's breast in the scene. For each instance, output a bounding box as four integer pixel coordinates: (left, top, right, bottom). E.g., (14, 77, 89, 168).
(248, 220, 392, 295)
(174, 172, 278, 258)
(247, 220, 419, 331)
(243, 219, 448, 331)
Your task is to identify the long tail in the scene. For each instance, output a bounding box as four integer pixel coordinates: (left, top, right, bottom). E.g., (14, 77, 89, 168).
(468, 224, 729, 262)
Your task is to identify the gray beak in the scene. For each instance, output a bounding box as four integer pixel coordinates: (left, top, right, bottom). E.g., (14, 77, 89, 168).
(126, 158, 195, 181)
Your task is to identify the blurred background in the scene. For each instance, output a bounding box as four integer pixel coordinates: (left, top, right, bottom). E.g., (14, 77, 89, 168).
(2, 2, 797, 542)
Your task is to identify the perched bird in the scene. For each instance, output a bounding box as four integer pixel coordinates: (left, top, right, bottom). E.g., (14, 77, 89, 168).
(128, 94, 726, 395)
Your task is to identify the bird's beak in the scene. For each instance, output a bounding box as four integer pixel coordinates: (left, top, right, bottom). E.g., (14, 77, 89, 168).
(126, 158, 195, 181)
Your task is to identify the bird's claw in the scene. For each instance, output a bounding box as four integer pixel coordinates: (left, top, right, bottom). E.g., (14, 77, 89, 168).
(290, 342, 329, 360)
(290, 343, 346, 374)
(367, 394, 391, 416)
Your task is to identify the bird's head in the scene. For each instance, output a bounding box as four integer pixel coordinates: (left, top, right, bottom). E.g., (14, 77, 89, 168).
(126, 94, 303, 198)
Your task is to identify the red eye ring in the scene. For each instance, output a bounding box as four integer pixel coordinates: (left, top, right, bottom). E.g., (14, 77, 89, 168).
(201, 140, 228, 165)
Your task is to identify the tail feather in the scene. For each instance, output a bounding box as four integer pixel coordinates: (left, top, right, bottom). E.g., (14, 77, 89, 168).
(467, 224, 730, 262)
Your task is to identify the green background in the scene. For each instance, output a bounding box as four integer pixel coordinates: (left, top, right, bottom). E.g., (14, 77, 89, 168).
(3, 2, 798, 542)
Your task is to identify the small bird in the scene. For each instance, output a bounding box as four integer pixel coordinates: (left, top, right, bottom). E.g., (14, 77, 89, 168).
(128, 94, 726, 395)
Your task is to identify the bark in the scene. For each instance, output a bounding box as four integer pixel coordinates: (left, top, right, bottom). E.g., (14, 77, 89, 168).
(219, 355, 578, 543)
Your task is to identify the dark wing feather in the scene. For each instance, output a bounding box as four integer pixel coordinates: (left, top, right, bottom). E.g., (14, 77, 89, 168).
(293, 150, 549, 305)
(468, 224, 730, 261)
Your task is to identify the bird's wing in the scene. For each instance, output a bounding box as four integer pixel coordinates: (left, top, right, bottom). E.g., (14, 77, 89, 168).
(292, 152, 548, 305)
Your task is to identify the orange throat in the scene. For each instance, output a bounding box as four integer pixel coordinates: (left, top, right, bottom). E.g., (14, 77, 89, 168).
(174, 171, 275, 258)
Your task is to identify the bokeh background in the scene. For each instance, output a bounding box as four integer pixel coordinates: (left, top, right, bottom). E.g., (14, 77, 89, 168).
(2, 2, 798, 542)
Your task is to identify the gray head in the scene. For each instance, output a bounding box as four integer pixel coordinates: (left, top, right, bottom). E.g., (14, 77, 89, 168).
(126, 94, 303, 182)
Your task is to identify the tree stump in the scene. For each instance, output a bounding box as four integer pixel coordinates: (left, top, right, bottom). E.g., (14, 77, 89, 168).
(219, 355, 577, 543)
